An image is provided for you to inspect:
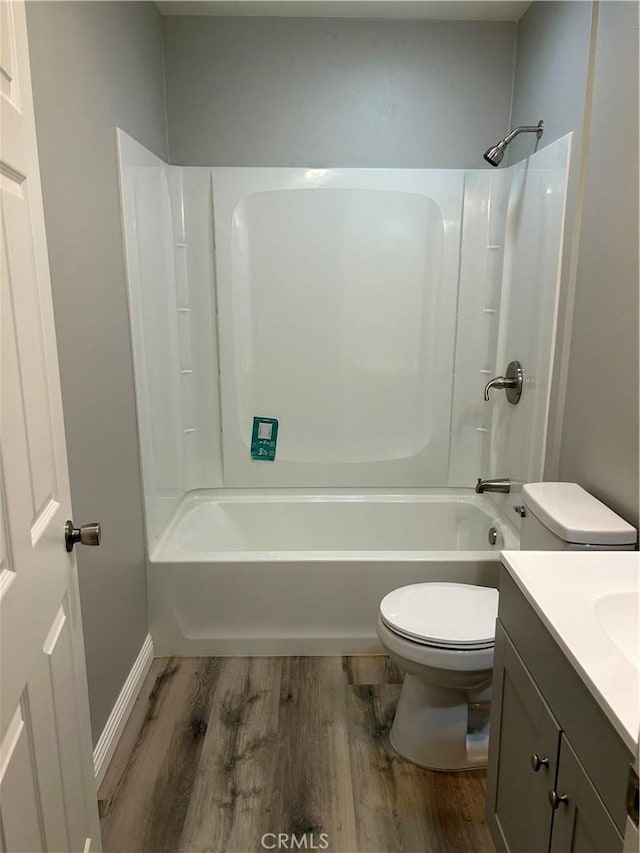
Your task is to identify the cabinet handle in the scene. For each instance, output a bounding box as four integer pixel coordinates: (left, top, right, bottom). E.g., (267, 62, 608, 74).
(530, 753, 550, 772)
(549, 790, 569, 810)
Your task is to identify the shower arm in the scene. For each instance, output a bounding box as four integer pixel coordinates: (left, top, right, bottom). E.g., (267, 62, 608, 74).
(502, 122, 545, 145)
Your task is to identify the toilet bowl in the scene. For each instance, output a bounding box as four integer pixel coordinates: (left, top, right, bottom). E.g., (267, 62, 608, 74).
(377, 582, 498, 771)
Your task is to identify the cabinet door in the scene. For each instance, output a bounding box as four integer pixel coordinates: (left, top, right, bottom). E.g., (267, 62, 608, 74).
(487, 623, 562, 853)
(550, 735, 623, 853)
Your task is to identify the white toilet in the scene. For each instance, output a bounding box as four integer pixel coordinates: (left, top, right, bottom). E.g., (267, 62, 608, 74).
(377, 482, 637, 771)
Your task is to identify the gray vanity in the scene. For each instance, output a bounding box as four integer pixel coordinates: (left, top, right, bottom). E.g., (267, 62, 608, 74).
(486, 552, 638, 853)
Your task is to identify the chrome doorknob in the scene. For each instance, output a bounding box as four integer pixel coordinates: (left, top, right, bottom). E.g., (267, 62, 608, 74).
(530, 753, 549, 772)
(65, 520, 101, 552)
(549, 790, 569, 810)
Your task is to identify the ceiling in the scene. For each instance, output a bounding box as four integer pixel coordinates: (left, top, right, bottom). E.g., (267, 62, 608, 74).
(156, 1, 532, 21)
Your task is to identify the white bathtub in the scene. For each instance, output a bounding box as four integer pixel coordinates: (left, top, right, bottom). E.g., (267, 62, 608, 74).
(148, 489, 519, 656)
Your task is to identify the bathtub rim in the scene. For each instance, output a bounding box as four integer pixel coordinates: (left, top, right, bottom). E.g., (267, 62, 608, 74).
(149, 486, 520, 563)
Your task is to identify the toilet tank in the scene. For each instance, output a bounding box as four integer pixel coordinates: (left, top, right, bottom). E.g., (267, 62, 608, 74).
(521, 482, 637, 551)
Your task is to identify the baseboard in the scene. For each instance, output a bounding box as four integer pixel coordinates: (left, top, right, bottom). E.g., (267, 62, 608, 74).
(93, 633, 154, 787)
(151, 632, 384, 657)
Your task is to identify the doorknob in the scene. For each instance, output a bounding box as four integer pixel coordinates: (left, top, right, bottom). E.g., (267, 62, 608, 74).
(65, 520, 101, 552)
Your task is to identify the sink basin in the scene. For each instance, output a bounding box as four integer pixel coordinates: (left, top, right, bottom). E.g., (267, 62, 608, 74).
(594, 590, 639, 667)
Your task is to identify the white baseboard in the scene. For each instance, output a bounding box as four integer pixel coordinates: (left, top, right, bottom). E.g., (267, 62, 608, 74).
(93, 633, 154, 787)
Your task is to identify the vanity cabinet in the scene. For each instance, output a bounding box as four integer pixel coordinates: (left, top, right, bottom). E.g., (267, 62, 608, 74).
(486, 568, 632, 853)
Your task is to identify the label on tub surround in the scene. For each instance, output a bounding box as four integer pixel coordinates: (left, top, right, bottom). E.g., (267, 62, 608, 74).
(251, 417, 279, 461)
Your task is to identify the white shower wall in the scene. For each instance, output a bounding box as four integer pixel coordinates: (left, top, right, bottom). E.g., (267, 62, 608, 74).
(118, 133, 223, 543)
(117, 130, 570, 545)
(215, 168, 465, 487)
(489, 135, 572, 515)
(448, 168, 511, 485)
(118, 136, 182, 542)
(167, 167, 223, 491)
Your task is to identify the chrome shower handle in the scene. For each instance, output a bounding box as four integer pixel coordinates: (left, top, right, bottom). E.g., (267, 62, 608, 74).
(483, 361, 524, 404)
(483, 376, 517, 400)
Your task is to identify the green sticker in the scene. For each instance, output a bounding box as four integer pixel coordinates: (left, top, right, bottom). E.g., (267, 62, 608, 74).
(251, 417, 278, 461)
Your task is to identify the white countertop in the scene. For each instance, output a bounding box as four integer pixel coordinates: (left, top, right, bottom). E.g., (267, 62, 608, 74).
(500, 551, 639, 753)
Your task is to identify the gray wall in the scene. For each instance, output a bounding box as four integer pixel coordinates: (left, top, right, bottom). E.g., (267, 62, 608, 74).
(26, 1, 168, 743)
(164, 16, 516, 167)
(508, 1, 595, 486)
(511, 0, 639, 527)
(558, 1, 639, 527)
(507, 1, 594, 165)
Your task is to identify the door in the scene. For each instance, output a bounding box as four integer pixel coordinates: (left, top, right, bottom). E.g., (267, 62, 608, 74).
(0, 1, 102, 850)
(486, 623, 562, 853)
(549, 735, 623, 853)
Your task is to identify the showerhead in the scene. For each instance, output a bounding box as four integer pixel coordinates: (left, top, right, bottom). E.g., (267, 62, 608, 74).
(483, 120, 544, 167)
(483, 142, 507, 167)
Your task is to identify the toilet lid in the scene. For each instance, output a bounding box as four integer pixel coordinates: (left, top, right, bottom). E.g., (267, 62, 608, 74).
(379, 583, 498, 647)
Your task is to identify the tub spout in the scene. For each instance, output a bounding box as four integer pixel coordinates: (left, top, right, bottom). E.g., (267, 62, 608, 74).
(476, 478, 511, 494)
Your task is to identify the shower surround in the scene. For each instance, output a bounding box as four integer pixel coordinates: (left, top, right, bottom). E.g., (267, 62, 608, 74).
(117, 132, 570, 654)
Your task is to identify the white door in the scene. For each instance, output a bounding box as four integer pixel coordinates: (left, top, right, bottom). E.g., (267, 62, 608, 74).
(0, 1, 102, 850)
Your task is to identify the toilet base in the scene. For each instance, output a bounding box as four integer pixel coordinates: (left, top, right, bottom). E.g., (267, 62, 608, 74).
(390, 674, 491, 771)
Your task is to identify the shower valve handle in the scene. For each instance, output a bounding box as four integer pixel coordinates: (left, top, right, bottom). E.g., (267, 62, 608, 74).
(483, 361, 524, 404)
(484, 376, 517, 397)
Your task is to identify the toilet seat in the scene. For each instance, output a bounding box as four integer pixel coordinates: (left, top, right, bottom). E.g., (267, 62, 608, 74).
(377, 615, 495, 673)
(379, 583, 498, 650)
(380, 620, 495, 651)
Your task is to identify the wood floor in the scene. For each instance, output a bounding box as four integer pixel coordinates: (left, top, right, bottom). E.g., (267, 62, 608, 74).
(98, 656, 495, 853)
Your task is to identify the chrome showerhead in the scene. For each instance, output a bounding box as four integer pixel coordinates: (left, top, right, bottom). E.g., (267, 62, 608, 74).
(483, 142, 507, 167)
(483, 120, 544, 167)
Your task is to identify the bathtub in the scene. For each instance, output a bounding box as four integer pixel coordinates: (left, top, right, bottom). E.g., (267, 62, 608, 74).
(148, 489, 519, 656)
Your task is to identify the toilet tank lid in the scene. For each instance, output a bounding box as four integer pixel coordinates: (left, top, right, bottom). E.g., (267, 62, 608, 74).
(522, 482, 637, 545)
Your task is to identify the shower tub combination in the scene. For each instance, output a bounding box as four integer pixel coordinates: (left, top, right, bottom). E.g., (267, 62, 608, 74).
(118, 132, 570, 657)
(149, 490, 518, 655)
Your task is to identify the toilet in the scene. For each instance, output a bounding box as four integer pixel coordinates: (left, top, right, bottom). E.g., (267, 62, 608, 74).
(377, 482, 637, 771)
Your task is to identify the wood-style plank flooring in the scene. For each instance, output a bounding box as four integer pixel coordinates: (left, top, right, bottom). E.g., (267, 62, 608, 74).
(98, 657, 494, 853)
